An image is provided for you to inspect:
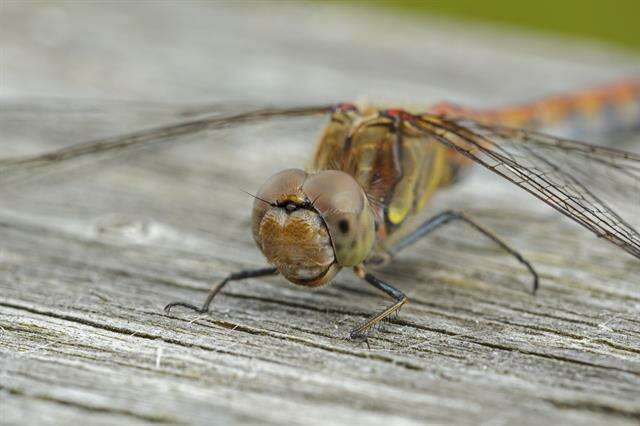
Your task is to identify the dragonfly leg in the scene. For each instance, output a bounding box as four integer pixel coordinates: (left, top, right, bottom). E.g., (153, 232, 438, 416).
(389, 210, 539, 294)
(349, 266, 408, 341)
(164, 267, 278, 314)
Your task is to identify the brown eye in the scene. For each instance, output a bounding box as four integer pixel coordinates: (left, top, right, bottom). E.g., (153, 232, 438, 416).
(301, 170, 375, 267)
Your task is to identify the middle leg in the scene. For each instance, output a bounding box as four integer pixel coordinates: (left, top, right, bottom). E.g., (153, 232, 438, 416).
(386, 210, 539, 293)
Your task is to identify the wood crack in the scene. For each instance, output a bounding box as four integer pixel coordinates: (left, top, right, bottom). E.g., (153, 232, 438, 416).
(2, 386, 180, 424)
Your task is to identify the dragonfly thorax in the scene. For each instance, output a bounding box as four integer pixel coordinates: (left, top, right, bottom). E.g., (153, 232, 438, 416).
(251, 169, 376, 287)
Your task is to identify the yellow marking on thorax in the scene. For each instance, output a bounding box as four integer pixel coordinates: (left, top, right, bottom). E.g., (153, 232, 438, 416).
(416, 145, 447, 211)
(388, 141, 449, 225)
(387, 136, 421, 225)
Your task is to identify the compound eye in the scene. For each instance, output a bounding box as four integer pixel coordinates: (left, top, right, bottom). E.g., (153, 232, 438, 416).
(301, 170, 375, 267)
(251, 168, 308, 247)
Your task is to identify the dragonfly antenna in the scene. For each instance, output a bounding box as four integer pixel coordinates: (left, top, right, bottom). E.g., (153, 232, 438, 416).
(240, 189, 272, 206)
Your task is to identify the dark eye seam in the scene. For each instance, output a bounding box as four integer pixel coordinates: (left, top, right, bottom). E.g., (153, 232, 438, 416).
(338, 219, 350, 233)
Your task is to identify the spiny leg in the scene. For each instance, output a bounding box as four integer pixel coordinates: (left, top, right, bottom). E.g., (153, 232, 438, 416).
(164, 267, 278, 314)
(350, 266, 408, 341)
(389, 210, 539, 293)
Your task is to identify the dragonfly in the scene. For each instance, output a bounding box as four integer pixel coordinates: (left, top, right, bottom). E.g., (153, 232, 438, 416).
(1, 79, 639, 342)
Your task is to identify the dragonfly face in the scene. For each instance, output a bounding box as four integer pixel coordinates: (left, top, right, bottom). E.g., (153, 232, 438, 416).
(251, 168, 376, 287)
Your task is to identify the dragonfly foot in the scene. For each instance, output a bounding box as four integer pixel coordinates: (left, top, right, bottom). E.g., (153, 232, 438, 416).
(530, 274, 539, 295)
(164, 301, 208, 314)
(349, 330, 371, 349)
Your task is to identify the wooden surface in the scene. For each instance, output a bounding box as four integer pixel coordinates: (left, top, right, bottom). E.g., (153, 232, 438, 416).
(1, 3, 640, 425)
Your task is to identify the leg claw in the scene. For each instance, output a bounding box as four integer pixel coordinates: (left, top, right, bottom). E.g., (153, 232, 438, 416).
(163, 301, 206, 314)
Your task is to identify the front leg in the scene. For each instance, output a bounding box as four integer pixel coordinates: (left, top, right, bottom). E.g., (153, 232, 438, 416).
(164, 267, 278, 314)
(350, 266, 408, 341)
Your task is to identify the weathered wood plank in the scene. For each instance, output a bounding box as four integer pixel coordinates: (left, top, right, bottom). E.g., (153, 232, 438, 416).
(1, 2, 639, 425)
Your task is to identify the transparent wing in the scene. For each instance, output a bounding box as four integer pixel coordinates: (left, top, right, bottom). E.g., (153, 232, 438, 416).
(414, 115, 640, 260)
(0, 103, 332, 184)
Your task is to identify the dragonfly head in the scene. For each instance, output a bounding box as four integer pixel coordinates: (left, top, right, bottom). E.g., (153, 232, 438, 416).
(252, 168, 375, 287)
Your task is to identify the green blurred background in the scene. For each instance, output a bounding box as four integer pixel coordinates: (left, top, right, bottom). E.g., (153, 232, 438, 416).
(365, 0, 640, 52)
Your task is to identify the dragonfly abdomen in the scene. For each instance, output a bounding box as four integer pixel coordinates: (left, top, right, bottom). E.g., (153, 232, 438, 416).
(434, 79, 640, 139)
